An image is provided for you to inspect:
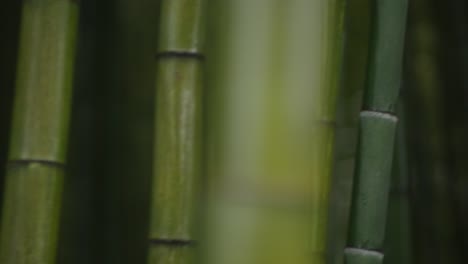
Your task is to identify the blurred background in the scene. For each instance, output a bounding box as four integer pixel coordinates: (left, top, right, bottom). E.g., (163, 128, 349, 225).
(0, 0, 467, 263)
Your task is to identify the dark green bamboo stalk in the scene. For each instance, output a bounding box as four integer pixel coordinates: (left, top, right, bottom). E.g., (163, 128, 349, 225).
(203, 1, 345, 263)
(0, 0, 22, 219)
(0, 0, 79, 263)
(437, 0, 468, 259)
(405, 0, 461, 262)
(327, 0, 370, 263)
(344, 0, 408, 263)
(383, 99, 413, 264)
(148, 1, 205, 263)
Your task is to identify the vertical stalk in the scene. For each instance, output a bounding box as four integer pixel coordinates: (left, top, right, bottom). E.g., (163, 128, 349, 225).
(0, 0, 22, 217)
(437, 0, 468, 259)
(405, 0, 462, 262)
(148, 0, 205, 263)
(203, 1, 345, 263)
(344, 0, 408, 263)
(116, 1, 160, 262)
(383, 99, 413, 264)
(327, 0, 370, 263)
(0, 0, 79, 263)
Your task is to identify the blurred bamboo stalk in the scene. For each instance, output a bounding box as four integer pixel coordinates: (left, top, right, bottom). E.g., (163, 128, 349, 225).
(436, 0, 468, 260)
(344, 0, 408, 263)
(405, 0, 460, 262)
(148, 0, 206, 263)
(0, 0, 79, 263)
(203, 1, 345, 263)
(327, 0, 370, 263)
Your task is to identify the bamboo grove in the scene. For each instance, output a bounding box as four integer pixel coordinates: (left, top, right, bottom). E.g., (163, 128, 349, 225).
(0, 0, 467, 263)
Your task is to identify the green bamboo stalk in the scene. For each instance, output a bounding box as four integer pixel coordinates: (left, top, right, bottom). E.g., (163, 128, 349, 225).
(0, 0, 79, 264)
(344, 0, 408, 263)
(202, 1, 345, 263)
(327, 0, 370, 263)
(148, 1, 206, 263)
(383, 99, 413, 264)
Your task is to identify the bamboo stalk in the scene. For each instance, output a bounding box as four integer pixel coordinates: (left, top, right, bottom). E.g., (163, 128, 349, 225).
(383, 99, 413, 264)
(202, 1, 345, 263)
(405, 0, 461, 262)
(436, 0, 468, 259)
(0, 0, 79, 263)
(148, 0, 206, 263)
(327, 0, 370, 263)
(0, 0, 22, 219)
(114, 1, 160, 262)
(344, 0, 408, 263)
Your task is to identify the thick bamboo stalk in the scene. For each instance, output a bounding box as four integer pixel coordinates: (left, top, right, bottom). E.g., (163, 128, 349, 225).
(344, 0, 408, 263)
(148, 1, 205, 263)
(327, 0, 370, 263)
(0, 0, 79, 263)
(203, 1, 345, 263)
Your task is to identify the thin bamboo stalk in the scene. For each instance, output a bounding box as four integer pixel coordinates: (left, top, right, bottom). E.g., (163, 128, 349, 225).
(344, 0, 408, 263)
(148, 0, 206, 263)
(202, 1, 345, 263)
(327, 0, 370, 263)
(383, 99, 413, 264)
(0, 0, 79, 263)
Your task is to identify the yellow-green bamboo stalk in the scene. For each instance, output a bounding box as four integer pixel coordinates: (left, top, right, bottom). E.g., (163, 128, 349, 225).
(148, 0, 206, 263)
(0, 0, 79, 263)
(202, 1, 345, 263)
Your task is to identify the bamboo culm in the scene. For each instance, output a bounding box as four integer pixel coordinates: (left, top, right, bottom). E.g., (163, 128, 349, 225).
(202, 1, 346, 263)
(0, 0, 79, 263)
(405, 0, 460, 262)
(148, 0, 206, 263)
(383, 99, 413, 264)
(327, 0, 370, 263)
(344, 0, 408, 263)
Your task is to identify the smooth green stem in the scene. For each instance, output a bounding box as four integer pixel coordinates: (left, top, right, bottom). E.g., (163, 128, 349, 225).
(345, 0, 408, 263)
(203, 1, 345, 263)
(148, 0, 206, 263)
(0, 0, 79, 263)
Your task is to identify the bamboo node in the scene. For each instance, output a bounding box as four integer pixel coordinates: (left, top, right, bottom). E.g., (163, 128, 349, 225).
(360, 110, 398, 122)
(344, 247, 384, 259)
